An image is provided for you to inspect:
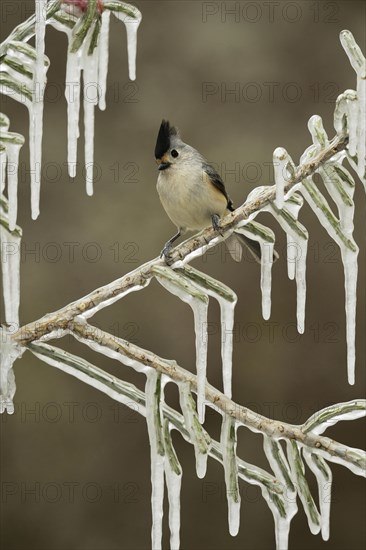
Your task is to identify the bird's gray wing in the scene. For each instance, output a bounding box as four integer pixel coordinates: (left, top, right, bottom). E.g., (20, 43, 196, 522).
(203, 162, 234, 211)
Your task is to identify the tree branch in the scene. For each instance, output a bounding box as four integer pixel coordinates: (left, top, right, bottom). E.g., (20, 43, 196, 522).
(12, 132, 348, 346)
(67, 320, 365, 476)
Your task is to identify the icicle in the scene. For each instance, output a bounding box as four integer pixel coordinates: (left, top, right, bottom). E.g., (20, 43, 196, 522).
(145, 370, 165, 550)
(31, 0, 47, 219)
(112, 6, 142, 81)
(0, 327, 22, 414)
(0, 218, 22, 326)
(179, 381, 210, 478)
(163, 420, 182, 550)
(65, 46, 82, 177)
(219, 300, 236, 397)
(82, 34, 99, 195)
(235, 222, 276, 320)
(260, 242, 274, 321)
(97, 10, 111, 110)
(286, 233, 296, 280)
(220, 414, 241, 536)
(303, 450, 332, 541)
(177, 266, 237, 399)
(301, 177, 358, 383)
(153, 266, 209, 423)
(317, 161, 357, 377)
(64, 18, 102, 194)
(293, 236, 307, 333)
(265, 195, 309, 333)
(340, 246, 358, 385)
(188, 299, 207, 422)
(264, 492, 292, 550)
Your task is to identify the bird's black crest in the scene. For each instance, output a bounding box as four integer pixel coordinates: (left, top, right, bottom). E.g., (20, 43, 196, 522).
(155, 120, 178, 159)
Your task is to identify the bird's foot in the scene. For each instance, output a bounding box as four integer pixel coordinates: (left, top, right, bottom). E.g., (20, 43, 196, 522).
(211, 214, 224, 237)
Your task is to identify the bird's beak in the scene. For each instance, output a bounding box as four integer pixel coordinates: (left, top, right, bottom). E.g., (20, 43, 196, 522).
(158, 162, 171, 171)
(156, 154, 172, 171)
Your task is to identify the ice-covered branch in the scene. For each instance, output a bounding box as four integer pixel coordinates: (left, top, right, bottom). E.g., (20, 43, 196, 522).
(54, 320, 364, 477)
(11, 131, 347, 346)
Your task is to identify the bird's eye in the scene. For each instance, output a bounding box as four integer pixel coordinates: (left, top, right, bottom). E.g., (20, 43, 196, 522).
(171, 149, 179, 158)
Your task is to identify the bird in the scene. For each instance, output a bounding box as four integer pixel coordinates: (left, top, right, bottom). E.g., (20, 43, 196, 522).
(154, 120, 266, 263)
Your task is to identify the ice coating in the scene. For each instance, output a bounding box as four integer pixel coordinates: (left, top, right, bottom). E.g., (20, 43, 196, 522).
(79, 277, 152, 320)
(220, 414, 241, 536)
(71, 328, 150, 374)
(0, 149, 6, 193)
(340, 30, 366, 181)
(0, 222, 21, 326)
(31, 342, 147, 415)
(145, 370, 165, 550)
(273, 147, 295, 209)
(286, 440, 321, 535)
(179, 381, 209, 478)
(303, 450, 332, 541)
(303, 399, 366, 436)
(263, 435, 298, 550)
(6, 142, 23, 231)
(0, 327, 22, 414)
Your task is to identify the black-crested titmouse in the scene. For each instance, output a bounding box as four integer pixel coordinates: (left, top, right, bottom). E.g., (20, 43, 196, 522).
(154, 120, 263, 262)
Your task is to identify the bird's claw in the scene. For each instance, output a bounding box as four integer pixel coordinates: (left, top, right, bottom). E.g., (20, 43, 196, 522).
(160, 244, 172, 262)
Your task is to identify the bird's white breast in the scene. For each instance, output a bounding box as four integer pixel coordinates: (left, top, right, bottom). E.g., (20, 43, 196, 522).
(157, 164, 227, 231)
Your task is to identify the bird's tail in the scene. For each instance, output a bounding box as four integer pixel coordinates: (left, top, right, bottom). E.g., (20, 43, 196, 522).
(225, 233, 279, 264)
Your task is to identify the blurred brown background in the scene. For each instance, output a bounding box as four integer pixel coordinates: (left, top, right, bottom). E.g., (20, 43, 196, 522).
(1, 1, 365, 549)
